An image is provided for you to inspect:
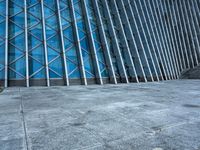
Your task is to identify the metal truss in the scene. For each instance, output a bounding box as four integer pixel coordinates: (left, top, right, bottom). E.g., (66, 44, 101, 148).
(0, 0, 199, 87)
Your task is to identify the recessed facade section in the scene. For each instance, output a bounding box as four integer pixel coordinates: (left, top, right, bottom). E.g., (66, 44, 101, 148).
(0, 0, 200, 87)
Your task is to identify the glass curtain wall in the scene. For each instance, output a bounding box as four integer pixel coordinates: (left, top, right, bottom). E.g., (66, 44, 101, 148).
(0, 0, 199, 87)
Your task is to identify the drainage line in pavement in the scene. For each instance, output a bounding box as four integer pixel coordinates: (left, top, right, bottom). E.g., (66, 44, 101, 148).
(19, 88, 29, 150)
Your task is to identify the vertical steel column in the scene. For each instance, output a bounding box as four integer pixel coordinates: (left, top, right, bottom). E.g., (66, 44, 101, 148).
(24, 0, 29, 87)
(171, 1, 186, 70)
(194, 0, 200, 52)
(117, 0, 147, 82)
(197, 0, 200, 9)
(173, 0, 188, 70)
(4, 0, 9, 87)
(166, 0, 183, 72)
(130, 0, 159, 81)
(153, 0, 176, 79)
(146, 0, 172, 80)
(138, 0, 164, 81)
(101, 0, 129, 83)
(163, 1, 180, 77)
(182, 0, 199, 66)
(111, 0, 139, 83)
(124, 0, 154, 82)
(92, 0, 117, 84)
(194, 0, 200, 27)
(56, 0, 69, 86)
(191, 0, 200, 54)
(40, 0, 50, 86)
(149, 0, 174, 80)
(69, 0, 87, 85)
(81, 0, 103, 85)
(172, 1, 186, 70)
(187, 0, 200, 63)
(178, 0, 195, 68)
(157, 0, 179, 79)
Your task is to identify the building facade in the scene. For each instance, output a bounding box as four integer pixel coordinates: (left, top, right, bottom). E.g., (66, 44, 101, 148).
(0, 0, 200, 87)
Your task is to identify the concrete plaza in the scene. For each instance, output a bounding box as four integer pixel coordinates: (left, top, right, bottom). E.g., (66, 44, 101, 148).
(0, 80, 200, 150)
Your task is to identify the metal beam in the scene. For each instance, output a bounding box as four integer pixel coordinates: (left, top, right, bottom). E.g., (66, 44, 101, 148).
(178, 0, 195, 68)
(24, 0, 29, 87)
(157, 0, 179, 79)
(171, 1, 186, 70)
(162, 1, 180, 77)
(126, 0, 155, 81)
(166, 0, 183, 73)
(69, 0, 87, 85)
(56, 0, 69, 86)
(110, 0, 139, 83)
(101, 0, 129, 83)
(4, 0, 8, 87)
(146, 0, 172, 80)
(182, 0, 199, 66)
(40, 0, 50, 86)
(92, 0, 117, 84)
(81, 0, 103, 85)
(174, 0, 190, 69)
(138, 0, 164, 81)
(187, 0, 200, 63)
(153, 0, 176, 79)
(191, 0, 200, 61)
(117, 0, 147, 82)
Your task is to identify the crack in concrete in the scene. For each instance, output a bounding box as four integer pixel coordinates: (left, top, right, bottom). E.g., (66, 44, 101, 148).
(19, 88, 29, 150)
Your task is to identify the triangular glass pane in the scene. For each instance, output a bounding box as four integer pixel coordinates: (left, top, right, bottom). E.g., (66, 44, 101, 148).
(27, 14, 39, 27)
(49, 57, 63, 77)
(0, 1, 6, 15)
(63, 27, 73, 40)
(0, 44, 5, 67)
(29, 24, 43, 40)
(47, 47, 59, 62)
(85, 71, 94, 78)
(29, 45, 45, 63)
(9, 22, 23, 38)
(66, 47, 78, 62)
(69, 69, 80, 79)
(28, 4, 41, 18)
(64, 37, 73, 50)
(9, 57, 26, 78)
(9, 1, 23, 15)
(47, 35, 61, 51)
(31, 68, 45, 79)
(0, 21, 5, 37)
(29, 58, 43, 75)
(8, 45, 24, 62)
(44, 6, 55, 18)
(10, 12, 25, 28)
(10, 34, 25, 51)
(49, 69, 60, 78)
(28, 35, 41, 49)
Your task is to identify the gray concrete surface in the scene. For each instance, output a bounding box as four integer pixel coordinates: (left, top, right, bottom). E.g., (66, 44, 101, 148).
(0, 80, 200, 150)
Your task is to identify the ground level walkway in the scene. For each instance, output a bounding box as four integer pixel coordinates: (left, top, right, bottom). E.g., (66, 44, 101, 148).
(0, 80, 200, 150)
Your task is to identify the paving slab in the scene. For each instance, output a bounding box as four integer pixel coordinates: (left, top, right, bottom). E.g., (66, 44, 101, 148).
(0, 80, 200, 150)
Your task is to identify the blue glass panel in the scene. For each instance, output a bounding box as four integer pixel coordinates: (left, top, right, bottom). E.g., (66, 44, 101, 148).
(0, 1, 5, 80)
(8, 1, 26, 79)
(60, 0, 81, 79)
(86, 0, 108, 77)
(74, 1, 95, 78)
(27, 1, 45, 79)
(44, 0, 64, 79)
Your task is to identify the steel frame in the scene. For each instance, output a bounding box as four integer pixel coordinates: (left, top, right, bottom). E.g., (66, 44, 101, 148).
(1, 0, 199, 87)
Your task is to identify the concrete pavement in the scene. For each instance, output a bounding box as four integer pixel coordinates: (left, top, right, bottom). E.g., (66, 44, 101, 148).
(0, 80, 200, 150)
